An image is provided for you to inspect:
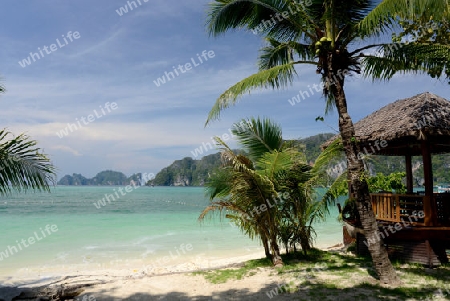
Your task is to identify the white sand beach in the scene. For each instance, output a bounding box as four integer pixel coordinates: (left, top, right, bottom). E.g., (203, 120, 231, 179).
(0, 246, 344, 301)
(2, 244, 450, 301)
(1, 251, 276, 300)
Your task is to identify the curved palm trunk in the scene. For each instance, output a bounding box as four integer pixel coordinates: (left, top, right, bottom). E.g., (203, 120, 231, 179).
(328, 65, 400, 285)
(269, 234, 283, 266)
(259, 222, 282, 265)
(266, 223, 283, 265)
(298, 231, 311, 255)
(260, 233, 272, 259)
(263, 198, 283, 266)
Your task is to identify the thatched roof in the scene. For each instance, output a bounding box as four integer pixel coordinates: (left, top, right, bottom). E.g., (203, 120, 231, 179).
(322, 92, 450, 156)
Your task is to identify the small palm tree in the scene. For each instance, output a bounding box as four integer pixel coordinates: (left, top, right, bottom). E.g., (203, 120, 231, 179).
(204, 0, 449, 284)
(200, 137, 286, 265)
(200, 117, 334, 265)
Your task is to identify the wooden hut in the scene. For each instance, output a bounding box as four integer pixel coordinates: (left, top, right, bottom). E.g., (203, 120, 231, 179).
(323, 92, 450, 266)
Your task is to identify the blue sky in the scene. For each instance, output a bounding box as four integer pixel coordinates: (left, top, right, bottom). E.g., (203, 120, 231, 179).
(0, 0, 448, 180)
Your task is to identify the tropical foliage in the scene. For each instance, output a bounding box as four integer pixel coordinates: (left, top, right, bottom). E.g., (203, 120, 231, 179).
(199, 117, 334, 266)
(366, 172, 407, 194)
(204, 0, 449, 284)
(0, 129, 55, 195)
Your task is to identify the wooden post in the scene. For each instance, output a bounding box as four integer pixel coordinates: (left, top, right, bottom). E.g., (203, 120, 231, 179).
(405, 154, 413, 194)
(395, 195, 400, 222)
(421, 141, 435, 226)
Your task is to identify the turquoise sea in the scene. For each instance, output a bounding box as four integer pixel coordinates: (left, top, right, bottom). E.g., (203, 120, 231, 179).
(0, 186, 342, 281)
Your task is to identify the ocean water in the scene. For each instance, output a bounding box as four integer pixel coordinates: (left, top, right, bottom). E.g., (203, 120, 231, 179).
(0, 186, 342, 280)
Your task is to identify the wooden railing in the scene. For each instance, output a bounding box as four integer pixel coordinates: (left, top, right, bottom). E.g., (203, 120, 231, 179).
(371, 193, 427, 226)
(435, 193, 450, 226)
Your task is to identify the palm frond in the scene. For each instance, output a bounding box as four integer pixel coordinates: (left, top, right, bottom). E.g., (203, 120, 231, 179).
(231, 117, 283, 161)
(207, 0, 319, 41)
(333, 0, 375, 24)
(259, 38, 314, 70)
(311, 137, 344, 175)
(205, 64, 297, 125)
(305, 0, 375, 40)
(317, 171, 348, 214)
(212, 137, 275, 198)
(198, 200, 248, 221)
(205, 167, 233, 199)
(361, 43, 450, 82)
(257, 150, 294, 180)
(0, 129, 56, 195)
(358, 0, 449, 38)
(217, 142, 255, 173)
(279, 160, 311, 192)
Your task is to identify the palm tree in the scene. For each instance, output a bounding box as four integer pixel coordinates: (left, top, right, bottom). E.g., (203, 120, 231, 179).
(204, 0, 449, 284)
(0, 87, 56, 195)
(200, 118, 289, 265)
(200, 117, 334, 265)
(200, 139, 286, 265)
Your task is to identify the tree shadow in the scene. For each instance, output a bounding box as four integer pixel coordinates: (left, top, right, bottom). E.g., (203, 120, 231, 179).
(87, 280, 447, 301)
(391, 263, 450, 282)
(276, 249, 380, 280)
(1, 274, 447, 301)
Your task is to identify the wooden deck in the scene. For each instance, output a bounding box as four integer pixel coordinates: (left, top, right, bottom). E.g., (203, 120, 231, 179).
(349, 193, 450, 265)
(371, 193, 450, 227)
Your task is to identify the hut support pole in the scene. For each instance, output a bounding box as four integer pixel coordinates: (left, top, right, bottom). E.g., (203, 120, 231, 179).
(421, 141, 435, 226)
(405, 154, 413, 194)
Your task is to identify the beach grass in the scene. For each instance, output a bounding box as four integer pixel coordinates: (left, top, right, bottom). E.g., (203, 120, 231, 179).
(193, 248, 450, 300)
(192, 257, 273, 283)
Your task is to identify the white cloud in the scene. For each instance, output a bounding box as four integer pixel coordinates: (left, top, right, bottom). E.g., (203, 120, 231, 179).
(50, 145, 82, 156)
(69, 28, 125, 58)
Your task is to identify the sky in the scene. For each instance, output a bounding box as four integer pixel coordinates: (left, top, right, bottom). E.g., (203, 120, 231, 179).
(0, 0, 449, 180)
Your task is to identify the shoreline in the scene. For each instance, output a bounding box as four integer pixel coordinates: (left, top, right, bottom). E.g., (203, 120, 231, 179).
(1, 238, 342, 285)
(0, 244, 345, 300)
(0, 250, 269, 286)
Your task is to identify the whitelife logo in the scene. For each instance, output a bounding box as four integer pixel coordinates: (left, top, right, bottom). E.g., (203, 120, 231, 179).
(56, 102, 118, 138)
(18, 31, 81, 68)
(190, 120, 253, 158)
(251, 0, 312, 35)
(143, 243, 194, 272)
(93, 173, 155, 209)
(0, 225, 58, 261)
(115, 0, 149, 16)
(153, 50, 215, 87)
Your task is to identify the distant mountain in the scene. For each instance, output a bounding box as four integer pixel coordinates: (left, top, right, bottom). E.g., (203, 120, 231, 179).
(58, 170, 143, 186)
(58, 173, 90, 186)
(297, 133, 335, 164)
(58, 133, 450, 187)
(147, 153, 222, 187)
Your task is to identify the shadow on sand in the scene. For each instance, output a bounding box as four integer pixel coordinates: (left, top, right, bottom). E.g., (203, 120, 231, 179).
(1, 277, 446, 301)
